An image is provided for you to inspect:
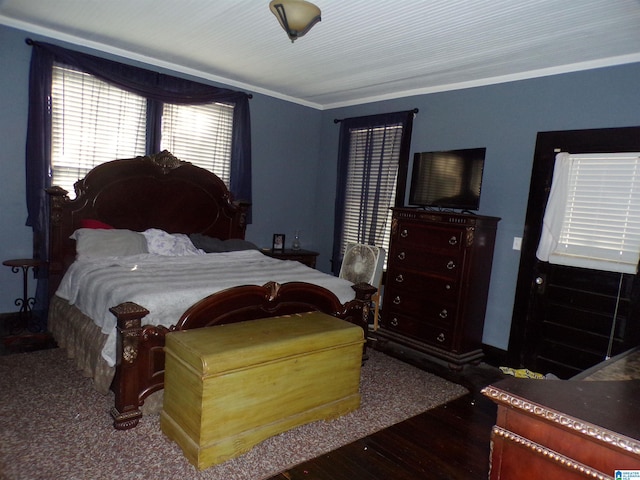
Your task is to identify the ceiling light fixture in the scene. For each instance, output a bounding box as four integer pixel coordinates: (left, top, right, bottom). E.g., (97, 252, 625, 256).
(269, 0, 321, 43)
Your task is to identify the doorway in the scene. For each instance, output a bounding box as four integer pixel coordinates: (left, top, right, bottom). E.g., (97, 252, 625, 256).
(508, 126, 640, 379)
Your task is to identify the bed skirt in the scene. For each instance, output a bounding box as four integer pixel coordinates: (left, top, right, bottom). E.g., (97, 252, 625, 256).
(49, 295, 114, 393)
(48, 295, 163, 413)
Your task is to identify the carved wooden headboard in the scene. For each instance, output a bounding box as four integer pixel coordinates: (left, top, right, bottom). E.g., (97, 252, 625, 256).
(47, 150, 250, 296)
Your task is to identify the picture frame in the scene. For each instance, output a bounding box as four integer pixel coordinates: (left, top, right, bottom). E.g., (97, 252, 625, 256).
(272, 233, 285, 251)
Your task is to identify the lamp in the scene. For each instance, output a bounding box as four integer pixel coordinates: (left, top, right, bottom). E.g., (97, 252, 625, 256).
(269, 0, 321, 43)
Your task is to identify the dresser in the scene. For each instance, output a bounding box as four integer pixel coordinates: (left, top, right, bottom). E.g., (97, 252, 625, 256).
(482, 348, 640, 479)
(376, 208, 500, 368)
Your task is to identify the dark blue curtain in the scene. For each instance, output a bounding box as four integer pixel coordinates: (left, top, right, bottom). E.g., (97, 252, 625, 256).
(25, 40, 252, 325)
(331, 110, 414, 274)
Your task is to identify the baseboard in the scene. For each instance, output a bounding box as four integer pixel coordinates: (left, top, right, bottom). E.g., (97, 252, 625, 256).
(369, 335, 505, 392)
(481, 344, 508, 367)
(1, 332, 57, 355)
(0, 312, 19, 337)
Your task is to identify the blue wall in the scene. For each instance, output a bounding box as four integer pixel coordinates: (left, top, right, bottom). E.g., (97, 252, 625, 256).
(0, 26, 35, 318)
(2, 23, 640, 351)
(319, 66, 640, 349)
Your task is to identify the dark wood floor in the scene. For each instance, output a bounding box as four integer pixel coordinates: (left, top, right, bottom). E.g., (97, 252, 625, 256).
(268, 392, 496, 480)
(268, 347, 503, 480)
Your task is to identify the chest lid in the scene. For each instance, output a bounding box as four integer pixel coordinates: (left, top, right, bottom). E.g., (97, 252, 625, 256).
(165, 311, 364, 375)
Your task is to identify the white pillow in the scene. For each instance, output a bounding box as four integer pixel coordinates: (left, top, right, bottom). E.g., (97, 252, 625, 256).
(142, 228, 204, 256)
(71, 229, 148, 259)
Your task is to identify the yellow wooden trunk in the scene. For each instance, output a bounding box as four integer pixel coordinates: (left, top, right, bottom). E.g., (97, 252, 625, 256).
(160, 311, 364, 470)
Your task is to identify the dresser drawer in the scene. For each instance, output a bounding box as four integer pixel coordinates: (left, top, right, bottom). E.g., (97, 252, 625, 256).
(384, 288, 457, 326)
(386, 268, 459, 303)
(389, 247, 463, 279)
(381, 313, 452, 349)
(394, 221, 465, 252)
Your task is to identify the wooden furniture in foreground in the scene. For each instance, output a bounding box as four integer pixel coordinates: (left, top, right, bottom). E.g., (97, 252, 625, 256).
(46, 151, 375, 430)
(262, 248, 320, 268)
(161, 311, 364, 470)
(376, 208, 500, 369)
(482, 349, 640, 479)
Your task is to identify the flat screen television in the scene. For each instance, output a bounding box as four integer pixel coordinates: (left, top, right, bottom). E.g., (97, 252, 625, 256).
(408, 148, 486, 211)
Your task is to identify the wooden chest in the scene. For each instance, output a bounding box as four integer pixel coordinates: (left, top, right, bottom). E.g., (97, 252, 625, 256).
(160, 311, 364, 470)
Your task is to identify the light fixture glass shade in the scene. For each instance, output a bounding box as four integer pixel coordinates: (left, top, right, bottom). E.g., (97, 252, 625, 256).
(269, 0, 321, 42)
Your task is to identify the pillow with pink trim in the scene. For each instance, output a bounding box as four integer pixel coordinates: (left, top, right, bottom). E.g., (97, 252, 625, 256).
(79, 219, 114, 229)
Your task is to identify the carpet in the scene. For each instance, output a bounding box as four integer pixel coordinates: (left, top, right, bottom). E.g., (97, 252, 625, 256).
(0, 347, 467, 480)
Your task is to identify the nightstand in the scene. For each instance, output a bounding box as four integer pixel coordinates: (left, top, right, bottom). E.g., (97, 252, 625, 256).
(262, 249, 319, 269)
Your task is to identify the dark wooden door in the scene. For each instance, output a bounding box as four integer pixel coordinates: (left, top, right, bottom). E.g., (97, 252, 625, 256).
(508, 126, 640, 379)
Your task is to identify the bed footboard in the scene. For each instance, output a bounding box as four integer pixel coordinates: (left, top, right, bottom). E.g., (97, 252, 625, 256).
(109, 281, 376, 430)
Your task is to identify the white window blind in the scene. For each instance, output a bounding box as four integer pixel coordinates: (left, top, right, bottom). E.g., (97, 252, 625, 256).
(537, 152, 640, 274)
(51, 64, 146, 196)
(161, 102, 234, 185)
(51, 63, 235, 198)
(341, 124, 402, 263)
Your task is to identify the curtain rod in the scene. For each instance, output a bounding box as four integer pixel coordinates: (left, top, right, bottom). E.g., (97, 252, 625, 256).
(334, 108, 419, 124)
(25, 38, 253, 99)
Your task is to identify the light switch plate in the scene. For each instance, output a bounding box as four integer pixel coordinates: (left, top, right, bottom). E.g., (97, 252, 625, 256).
(513, 237, 522, 250)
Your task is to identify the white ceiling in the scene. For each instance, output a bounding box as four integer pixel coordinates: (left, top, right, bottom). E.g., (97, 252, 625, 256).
(2, 0, 640, 110)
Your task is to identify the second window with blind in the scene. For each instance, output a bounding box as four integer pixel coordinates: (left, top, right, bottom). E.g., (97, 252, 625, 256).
(332, 111, 414, 272)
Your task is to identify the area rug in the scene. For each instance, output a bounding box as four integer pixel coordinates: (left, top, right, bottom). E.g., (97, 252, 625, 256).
(0, 347, 467, 480)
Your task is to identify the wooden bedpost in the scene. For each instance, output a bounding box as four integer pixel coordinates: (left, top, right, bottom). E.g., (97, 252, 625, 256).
(350, 282, 378, 335)
(109, 302, 150, 430)
(46, 186, 72, 299)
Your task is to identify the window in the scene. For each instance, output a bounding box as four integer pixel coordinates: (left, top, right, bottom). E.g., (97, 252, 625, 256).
(160, 102, 234, 185)
(51, 64, 234, 196)
(537, 151, 640, 274)
(51, 65, 146, 194)
(341, 125, 402, 256)
(332, 111, 414, 272)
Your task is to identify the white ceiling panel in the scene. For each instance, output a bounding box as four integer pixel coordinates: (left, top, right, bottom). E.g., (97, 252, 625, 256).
(1, 0, 639, 109)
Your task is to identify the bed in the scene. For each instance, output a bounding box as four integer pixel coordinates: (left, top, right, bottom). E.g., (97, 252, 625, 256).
(46, 150, 376, 430)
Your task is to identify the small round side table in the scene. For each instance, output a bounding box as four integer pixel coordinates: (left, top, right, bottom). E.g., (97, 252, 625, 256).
(2, 258, 43, 334)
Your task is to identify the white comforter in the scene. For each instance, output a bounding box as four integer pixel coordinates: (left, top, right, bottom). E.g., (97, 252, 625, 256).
(56, 250, 356, 366)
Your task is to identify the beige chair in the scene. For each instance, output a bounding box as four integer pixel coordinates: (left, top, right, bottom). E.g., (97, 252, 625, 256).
(338, 243, 385, 330)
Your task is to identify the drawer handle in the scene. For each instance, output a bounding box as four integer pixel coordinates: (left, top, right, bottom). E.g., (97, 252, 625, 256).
(393, 296, 401, 305)
(400, 229, 408, 238)
(449, 236, 458, 246)
(446, 260, 456, 270)
(437, 333, 446, 343)
(395, 274, 404, 283)
(391, 317, 399, 327)
(439, 309, 448, 319)
(397, 252, 406, 261)
(445, 284, 451, 290)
